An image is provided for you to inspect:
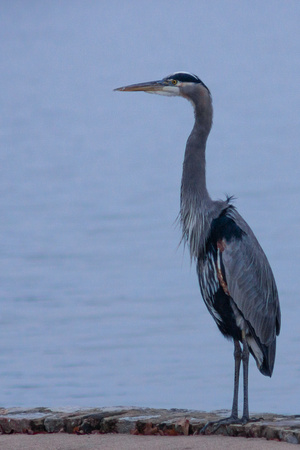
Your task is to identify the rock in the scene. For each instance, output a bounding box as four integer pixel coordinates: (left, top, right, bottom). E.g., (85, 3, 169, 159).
(0, 406, 299, 444)
(44, 414, 64, 433)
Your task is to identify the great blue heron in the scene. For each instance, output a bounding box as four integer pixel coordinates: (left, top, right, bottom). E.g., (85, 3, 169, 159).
(114, 72, 281, 432)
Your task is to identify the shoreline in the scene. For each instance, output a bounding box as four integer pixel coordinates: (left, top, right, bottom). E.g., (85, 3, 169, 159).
(0, 406, 299, 445)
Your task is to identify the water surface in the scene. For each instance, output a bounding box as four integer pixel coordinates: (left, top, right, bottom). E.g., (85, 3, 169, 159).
(0, 1, 300, 414)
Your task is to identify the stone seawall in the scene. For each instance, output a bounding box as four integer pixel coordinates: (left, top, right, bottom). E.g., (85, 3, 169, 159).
(0, 407, 299, 445)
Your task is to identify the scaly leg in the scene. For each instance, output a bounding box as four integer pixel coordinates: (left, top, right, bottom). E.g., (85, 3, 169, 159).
(201, 336, 260, 434)
(241, 333, 250, 421)
(231, 339, 242, 419)
(200, 340, 241, 434)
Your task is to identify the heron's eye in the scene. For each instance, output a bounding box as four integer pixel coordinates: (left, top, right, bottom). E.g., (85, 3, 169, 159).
(171, 79, 178, 85)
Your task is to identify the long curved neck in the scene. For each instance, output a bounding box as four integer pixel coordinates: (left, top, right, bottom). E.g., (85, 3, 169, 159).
(181, 121, 210, 202)
(181, 90, 213, 205)
(180, 88, 214, 257)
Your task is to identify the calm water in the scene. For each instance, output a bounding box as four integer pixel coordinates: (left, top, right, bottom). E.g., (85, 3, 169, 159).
(0, 1, 300, 414)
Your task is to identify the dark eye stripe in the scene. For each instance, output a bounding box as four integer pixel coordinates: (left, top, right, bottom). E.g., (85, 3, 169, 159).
(170, 72, 201, 83)
(164, 72, 209, 92)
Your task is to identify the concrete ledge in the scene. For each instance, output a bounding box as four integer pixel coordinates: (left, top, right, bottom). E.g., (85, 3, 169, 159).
(0, 407, 299, 445)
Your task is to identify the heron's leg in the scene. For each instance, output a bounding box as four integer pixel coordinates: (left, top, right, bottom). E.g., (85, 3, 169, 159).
(231, 339, 242, 419)
(200, 340, 241, 434)
(241, 336, 262, 424)
(241, 334, 250, 421)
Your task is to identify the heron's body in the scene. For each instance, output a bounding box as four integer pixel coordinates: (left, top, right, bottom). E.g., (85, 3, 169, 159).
(115, 72, 281, 431)
(196, 204, 279, 376)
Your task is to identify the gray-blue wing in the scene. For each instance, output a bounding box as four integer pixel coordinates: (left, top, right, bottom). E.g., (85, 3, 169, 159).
(222, 210, 281, 346)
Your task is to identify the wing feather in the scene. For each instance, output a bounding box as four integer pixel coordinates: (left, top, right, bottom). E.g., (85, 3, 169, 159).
(221, 209, 281, 346)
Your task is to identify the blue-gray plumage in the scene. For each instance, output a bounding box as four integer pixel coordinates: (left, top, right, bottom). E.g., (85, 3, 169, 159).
(114, 72, 281, 432)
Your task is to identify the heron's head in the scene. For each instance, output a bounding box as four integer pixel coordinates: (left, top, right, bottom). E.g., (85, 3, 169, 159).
(114, 72, 210, 104)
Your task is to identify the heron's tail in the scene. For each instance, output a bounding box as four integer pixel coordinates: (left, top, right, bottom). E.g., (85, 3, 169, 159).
(258, 338, 276, 377)
(248, 337, 276, 377)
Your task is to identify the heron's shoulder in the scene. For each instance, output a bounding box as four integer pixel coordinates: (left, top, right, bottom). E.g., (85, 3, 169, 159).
(211, 197, 258, 241)
(208, 201, 246, 245)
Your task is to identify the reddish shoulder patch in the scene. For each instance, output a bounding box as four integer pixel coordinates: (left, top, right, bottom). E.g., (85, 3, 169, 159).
(217, 239, 226, 252)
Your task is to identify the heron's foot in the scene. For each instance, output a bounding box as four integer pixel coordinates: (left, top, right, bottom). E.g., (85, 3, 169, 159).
(200, 415, 261, 435)
(200, 415, 239, 434)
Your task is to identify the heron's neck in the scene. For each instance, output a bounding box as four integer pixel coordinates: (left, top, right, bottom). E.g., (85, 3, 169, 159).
(180, 107, 213, 258)
(181, 117, 211, 204)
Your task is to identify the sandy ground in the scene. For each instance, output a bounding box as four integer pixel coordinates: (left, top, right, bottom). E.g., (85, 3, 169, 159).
(0, 434, 295, 450)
